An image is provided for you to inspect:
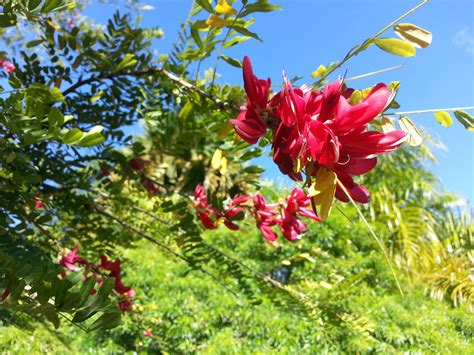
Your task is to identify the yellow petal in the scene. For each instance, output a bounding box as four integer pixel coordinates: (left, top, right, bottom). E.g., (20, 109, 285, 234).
(211, 149, 223, 170)
(215, 0, 237, 16)
(348, 90, 362, 105)
(206, 14, 228, 28)
(311, 64, 327, 79)
(219, 157, 228, 174)
(308, 167, 337, 220)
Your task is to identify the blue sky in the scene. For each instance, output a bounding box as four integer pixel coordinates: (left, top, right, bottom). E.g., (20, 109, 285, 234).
(85, 0, 474, 202)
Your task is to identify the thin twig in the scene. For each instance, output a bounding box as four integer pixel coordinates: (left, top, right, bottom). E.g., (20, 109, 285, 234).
(345, 65, 403, 82)
(336, 178, 405, 297)
(386, 106, 474, 116)
(62, 67, 235, 111)
(314, 0, 430, 87)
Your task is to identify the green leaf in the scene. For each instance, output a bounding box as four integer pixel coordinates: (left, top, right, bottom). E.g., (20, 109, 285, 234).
(190, 27, 203, 49)
(26, 39, 44, 48)
(38, 304, 60, 329)
(77, 126, 105, 147)
(48, 107, 64, 127)
(243, 165, 265, 174)
(434, 111, 453, 128)
(116, 54, 138, 71)
(224, 36, 251, 48)
(41, 0, 76, 13)
(453, 110, 474, 132)
(195, 0, 213, 13)
(88, 312, 122, 331)
(220, 55, 242, 68)
(0, 14, 17, 28)
(241, 1, 282, 17)
(62, 128, 84, 144)
(374, 38, 416, 57)
(231, 26, 262, 42)
(8, 75, 21, 89)
(28, 0, 43, 11)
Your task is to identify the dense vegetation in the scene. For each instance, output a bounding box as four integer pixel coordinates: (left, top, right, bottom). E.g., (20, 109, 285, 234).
(0, 0, 472, 353)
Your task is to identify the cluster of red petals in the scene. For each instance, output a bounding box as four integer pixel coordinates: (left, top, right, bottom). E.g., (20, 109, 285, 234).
(231, 57, 407, 205)
(0, 57, 15, 73)
(59, 247, 135, 312)
(194, 185, 320, 242)
(194, 184, 248, 231)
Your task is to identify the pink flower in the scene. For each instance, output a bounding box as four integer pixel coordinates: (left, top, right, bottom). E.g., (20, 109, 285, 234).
(0, 58, 15, 73)
(59, 246, 88, 271)
(144, 329, 152, 337)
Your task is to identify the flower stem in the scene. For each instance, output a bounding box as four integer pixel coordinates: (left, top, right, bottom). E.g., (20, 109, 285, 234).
(336, 179, 405, 297)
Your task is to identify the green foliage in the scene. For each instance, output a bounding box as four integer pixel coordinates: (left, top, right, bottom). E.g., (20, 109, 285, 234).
(0, 0, 472, 350)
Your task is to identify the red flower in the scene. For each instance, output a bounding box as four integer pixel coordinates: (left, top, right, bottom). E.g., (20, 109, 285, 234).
(129, 158, 149, 172)
(119, 299, 133, 311)
(141, 177, 160, 196)
(277, 189, 321, 241)
(230, 107, 267, 144)
(230, 56, 271, 144)
(34, 199, 45, 209)
(98, 255, 121, 277)
(114, 276, 132, 294)
(242, 56, 271, 112)
(1, 289, 11, 301)
(144, 329, 152, 337)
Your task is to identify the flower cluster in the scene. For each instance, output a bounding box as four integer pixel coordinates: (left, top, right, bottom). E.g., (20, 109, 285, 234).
(59, 246, 135, 311)
(0, 57, 15, 73)
(194, 185, 320, 242)
(230, 57, 407, 219)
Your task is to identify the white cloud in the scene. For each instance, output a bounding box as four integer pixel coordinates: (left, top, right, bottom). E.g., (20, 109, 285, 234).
(453, 27, 474, 55)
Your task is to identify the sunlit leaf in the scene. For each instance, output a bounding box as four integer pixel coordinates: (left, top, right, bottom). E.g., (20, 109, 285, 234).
(374, 38, 416, 57)
(221, 55, 242, 68)
(434, 111, 453, 128)
(453, 110, 474, 132)
(399, 116, 423, 146)
(241, 1, 282, 17)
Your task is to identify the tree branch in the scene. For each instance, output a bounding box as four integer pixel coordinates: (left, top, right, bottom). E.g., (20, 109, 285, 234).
(62, 67, 235, 112)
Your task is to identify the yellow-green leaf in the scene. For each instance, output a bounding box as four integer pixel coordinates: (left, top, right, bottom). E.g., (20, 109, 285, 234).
(90, 90, 104, 103)
(399, 116, 423, 146)
(434, 111, 453, 128)
(394, 23, 432, 49)
(62, 128, 83, 144)
(374, 38, 416, 57)
(116, 53, 137, 71)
